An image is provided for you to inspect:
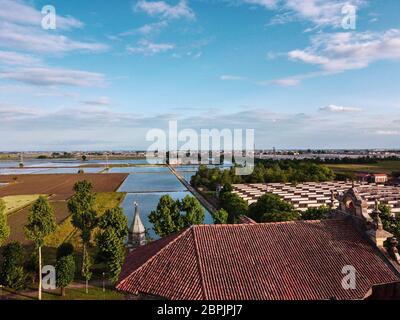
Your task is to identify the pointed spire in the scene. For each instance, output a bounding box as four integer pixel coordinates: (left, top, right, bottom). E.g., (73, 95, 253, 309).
(128, 202, 146, 249)
(130, 202, 145, 235)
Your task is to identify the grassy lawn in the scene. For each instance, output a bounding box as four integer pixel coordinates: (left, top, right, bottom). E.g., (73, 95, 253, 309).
(327, 161, 400, 174)
(2, 194, 43, 215)
(45, 192, 126, 248)
(42, 284, 124, 300)
(0, 283, 124, 300)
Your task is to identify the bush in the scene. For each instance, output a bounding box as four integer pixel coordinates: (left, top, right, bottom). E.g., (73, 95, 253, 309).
(301, 206, 330, 220)
(248, 193, 299, 223)
(56, 255, 76, 296)
(0, 242, 27, 290)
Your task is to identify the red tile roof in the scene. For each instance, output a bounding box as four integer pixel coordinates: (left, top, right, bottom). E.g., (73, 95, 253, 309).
(116, 219, 400, 300)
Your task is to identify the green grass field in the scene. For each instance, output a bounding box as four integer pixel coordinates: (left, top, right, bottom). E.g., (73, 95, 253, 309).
(327, 161, 400, 174)
(1, 195, 43, 215)
(42, 284, 124, 300)
(0, 283, 124, 300)
(45, 192, 126, 248)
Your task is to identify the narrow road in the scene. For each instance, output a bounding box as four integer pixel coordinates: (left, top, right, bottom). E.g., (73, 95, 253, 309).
(167, 165, 217, 214)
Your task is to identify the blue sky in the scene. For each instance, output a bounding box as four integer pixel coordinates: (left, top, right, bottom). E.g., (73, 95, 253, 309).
(1, 0, 400, 151)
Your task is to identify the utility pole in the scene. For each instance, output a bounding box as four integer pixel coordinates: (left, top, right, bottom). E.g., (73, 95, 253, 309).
(19, 153, 24, 168)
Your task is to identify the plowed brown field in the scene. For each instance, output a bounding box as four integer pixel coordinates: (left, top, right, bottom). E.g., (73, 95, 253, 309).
(1, 173, 128, 244)
(0, 173, 128, 200)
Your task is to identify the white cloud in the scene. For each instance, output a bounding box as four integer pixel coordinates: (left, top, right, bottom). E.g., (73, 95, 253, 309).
(220, 75, 246, 81)
(375, 130, 400, 136)
(0, 104, 43, 121)
(0, 0, 84, 30)
(242, 0, 277, 9)
(127, 39, 174, 55)
(81, 96, 111, 106)
(120, 21, 169, 37)
(0, 50, 41, 66)
(0, 67, 106, 87)
(239, 0, 365, 28)
(0, 1, 107, 54)
(282, 0, 363, 28)
(1, 104, 400, 150)
(270, 77, 300, 86)
(288, 29, 400, 73)
(278, 29, 400, 85)
(0, 22, 108, 54)
(134, 0, 195, 20)
(319, 104, 362, 113)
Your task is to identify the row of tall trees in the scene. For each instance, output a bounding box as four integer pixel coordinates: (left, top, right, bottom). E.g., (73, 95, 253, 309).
(0, 180, 128, 299)
(191, 161, 335, 191)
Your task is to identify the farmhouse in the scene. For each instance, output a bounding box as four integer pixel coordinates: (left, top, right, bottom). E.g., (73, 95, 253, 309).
(356, 172, 388, 184)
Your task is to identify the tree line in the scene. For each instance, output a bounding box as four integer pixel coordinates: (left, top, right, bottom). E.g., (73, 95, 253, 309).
(191, 161, 335, 191)
(0, 180, 128, 299)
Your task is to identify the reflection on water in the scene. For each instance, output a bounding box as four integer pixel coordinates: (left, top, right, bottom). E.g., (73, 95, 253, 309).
(0, 158, 165, 168)
(0, 168, 49, 175)
(33, 167, 104, 174)
(121, 192, 213, 240)
(118, 173, 186, 193)
(0, 167, 104, 175)
(180, 171, 197, 182)
(109, 166, 171, 173)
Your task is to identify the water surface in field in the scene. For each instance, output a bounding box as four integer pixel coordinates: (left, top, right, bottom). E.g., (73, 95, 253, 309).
(109, 166, 171, 174)
(32, 167, 104, 174)
(0, 158, 165, 168)
(118, 172, 186, 193)
(0, 168, 48, 175)
(121, 192, 213, 240)
(180, 171, 197, 182)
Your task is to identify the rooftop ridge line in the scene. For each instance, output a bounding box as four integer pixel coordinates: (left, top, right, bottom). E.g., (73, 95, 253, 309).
(117, 227, 192, 288)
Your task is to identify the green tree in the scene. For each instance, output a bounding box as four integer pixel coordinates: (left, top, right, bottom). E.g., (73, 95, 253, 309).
(0, 242, 26, 290)
(82, 251, 93, 294)
(98, 207, 129, 241)
(219, 191, 248, 223)
(149, 195, 183, 237)
(67, 181, 98, 274)
(301, 206, 330, 221)
(24, 196, 56, 300)
(149, 195, 205, 237)
(180, 195, 205, 226)
(95, 228, 125, 283)
(248, 193, 299, 223)
(379, 204, 400, 237)
(211, 209, 228, 224)
(56, 255, 75, 297)
(0, 198, 10, 246)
